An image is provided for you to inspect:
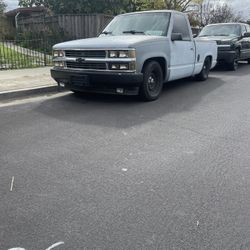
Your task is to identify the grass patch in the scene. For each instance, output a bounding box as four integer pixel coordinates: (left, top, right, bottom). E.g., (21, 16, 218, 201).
(0, 43, 52, 70)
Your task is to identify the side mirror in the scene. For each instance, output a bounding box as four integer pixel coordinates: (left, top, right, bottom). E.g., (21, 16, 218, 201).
(171, 33, 183, 41)
(243, 32, 250, 37)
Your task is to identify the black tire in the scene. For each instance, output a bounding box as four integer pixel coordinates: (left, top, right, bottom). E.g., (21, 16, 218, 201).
(227, 50, 240, 71)
(247, 59, 250, 64)
(195, 57, 211, 81)
(139, 61, 163, 101)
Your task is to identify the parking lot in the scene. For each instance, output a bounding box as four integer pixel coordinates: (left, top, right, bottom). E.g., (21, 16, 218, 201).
(1, 63, 250, 249)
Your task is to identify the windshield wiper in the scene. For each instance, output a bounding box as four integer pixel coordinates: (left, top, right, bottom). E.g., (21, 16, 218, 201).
(101, 31, 112, 35)
(123, 30, 145, 35)
(215, 34, 230, 36)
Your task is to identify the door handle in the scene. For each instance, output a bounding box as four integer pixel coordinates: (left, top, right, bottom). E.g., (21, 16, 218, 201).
(190, 48, 194, 51)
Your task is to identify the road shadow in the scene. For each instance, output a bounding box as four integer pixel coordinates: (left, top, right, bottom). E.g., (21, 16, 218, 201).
(212, 61, 250, 77)
(35, 76, 226, 129)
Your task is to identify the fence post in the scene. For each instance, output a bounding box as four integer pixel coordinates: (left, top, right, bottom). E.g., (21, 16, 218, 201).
(44, 39, 47, 66)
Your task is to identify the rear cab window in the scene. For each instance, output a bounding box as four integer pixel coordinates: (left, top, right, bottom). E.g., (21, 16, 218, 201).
(172, 13, 191, 41)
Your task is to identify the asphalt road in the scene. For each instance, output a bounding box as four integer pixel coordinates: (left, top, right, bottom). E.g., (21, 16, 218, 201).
(1, 64, 250, 250)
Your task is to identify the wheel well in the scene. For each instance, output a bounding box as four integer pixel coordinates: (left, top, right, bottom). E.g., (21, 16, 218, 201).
(206, 56, 212, 68)
(142, 57, 167, 79)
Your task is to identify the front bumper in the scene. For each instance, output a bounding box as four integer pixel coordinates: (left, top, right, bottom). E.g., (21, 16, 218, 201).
(217, 50, 236, 64)
(51, 68, 143, 95)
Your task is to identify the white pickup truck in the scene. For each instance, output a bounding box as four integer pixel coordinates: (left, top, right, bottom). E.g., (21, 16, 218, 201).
(51, 10, 217, 101)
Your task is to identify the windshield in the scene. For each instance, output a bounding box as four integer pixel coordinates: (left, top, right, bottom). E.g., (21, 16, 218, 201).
(100, 12, 171, 37)
(199, 24, 241, 37)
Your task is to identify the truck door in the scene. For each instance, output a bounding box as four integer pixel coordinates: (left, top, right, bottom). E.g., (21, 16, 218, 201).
(169, 13, 195, 81)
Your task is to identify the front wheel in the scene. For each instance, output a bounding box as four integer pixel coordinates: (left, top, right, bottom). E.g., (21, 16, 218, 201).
(195, 57, 211, 81)
(139, 61, 163, 101)
(227, 50, 240, 71)
(227, 59, 239, 71)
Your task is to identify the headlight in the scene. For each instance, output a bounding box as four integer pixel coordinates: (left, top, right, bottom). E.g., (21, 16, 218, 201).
(109, 50, 135, 58)
(110, 63, 129, 70)
(54, 61, 65, 67)
(53, 50, 65, 57)
(119, 51, 129, 58)
(109, 51, 118, 58)
(109, 62, 136, 71)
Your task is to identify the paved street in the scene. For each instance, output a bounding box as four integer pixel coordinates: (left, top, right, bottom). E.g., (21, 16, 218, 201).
(1, 64, 250, 250)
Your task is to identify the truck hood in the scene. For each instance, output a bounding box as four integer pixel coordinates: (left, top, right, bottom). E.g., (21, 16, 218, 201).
(53, 35, 165, 50)
(197, 36, 238, 43)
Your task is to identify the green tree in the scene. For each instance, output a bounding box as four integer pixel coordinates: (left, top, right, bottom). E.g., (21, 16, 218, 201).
(19, 0, 45, 7)
(19, 0, 120, 14)
(18, 0, 166, 15)
(0, 0, 6, 14)
(18, 0, 197, 15)
(134, 0, 166, 11)
(0, 0, 7, 39)
(164, 0, 193, 11)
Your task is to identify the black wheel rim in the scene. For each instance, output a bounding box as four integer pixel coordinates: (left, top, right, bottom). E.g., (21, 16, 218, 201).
(147, 71, 161, 95)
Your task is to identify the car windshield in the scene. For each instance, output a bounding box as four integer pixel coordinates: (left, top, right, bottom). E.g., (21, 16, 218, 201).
(199, 24, 241, 37)
(100, 12, 171, 37)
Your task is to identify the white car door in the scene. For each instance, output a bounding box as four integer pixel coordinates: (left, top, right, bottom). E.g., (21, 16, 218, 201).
(168, 13, 195, 81)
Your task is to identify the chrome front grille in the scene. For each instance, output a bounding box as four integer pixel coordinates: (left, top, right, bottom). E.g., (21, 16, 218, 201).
(66, 61, 107, 70)
(65, 50, 106, 58)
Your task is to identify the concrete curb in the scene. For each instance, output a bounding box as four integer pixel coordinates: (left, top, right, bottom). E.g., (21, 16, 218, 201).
(0, 85, 62, 102)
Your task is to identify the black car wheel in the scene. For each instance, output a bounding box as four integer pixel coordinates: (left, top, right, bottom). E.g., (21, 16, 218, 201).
(227, 59, 239, 71)
(195, 57, 211, 81)
(248, 58, 250, 64)
(139, 61, 163, 101)
(227, 50, 240, 71)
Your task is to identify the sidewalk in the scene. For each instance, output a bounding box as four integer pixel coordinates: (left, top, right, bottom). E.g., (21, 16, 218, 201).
(0, 67, 60, 102)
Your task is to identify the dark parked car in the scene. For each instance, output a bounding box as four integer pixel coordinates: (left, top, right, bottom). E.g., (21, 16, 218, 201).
(198, 23, 250, 70)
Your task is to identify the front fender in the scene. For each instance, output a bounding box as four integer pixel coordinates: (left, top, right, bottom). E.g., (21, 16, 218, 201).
(135, 42, 170, 81)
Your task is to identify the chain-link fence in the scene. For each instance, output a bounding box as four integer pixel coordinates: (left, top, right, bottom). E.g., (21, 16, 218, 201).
(0, 39, 53, 70)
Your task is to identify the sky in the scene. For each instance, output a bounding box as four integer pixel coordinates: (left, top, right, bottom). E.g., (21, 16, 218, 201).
(5, 0, 18, 10)
(215, 0, 250, 19)
(4, 0, 250, 19)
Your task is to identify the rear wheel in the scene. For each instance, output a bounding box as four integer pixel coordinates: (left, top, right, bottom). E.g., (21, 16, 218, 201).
(195, 57, 211, 81)
(139, 61, 163, 101)
(247, 58, 250, 64)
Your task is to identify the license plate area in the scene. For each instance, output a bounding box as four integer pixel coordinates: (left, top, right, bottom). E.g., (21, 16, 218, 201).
(71, 75, 90, 87)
